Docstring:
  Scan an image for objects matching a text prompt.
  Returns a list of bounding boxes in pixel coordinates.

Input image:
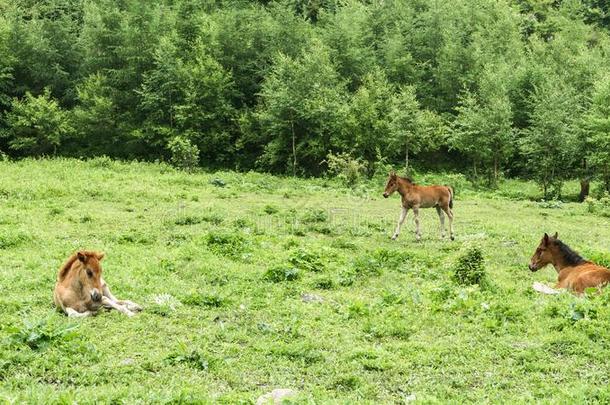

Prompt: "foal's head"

[383,171,399,198]
[74,251,105,304]
[528,233,559,271]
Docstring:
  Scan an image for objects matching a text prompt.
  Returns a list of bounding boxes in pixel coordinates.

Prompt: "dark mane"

[58,253,79,281]
[554,239,586,266]
[398,175,415,184]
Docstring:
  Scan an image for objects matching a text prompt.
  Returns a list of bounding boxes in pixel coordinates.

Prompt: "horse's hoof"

[125,301,143,312]
[450,236,455,241]
[391,235,398,240]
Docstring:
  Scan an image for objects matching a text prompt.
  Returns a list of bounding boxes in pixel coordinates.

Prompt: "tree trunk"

[405,143,409,172]
[579,178,590,202]
[291,118,297,177]
[473,161,477,178]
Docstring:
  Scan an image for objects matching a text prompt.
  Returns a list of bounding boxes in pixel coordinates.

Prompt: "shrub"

[205,231,247,257]
[167,136,199,171]
[326,152,367,186]
[209,178,226,187]
[166,344,210,371]
[264,265,300,282]
[313,276,335,290]
[585,194,610,217]
[289,248,325,272]
[7,317,79,350]
[301,208,328,223]
[3,88,74,155]
[181,293,225,308]
[453,246,486,285]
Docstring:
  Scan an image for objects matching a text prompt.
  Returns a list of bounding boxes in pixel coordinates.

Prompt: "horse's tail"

[446,186,454,209]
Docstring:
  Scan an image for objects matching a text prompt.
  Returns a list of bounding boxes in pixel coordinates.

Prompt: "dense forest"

[0,0,609,197]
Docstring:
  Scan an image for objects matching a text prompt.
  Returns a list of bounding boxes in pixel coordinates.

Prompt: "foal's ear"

[390,171,396,178]
[552,232,558,239]
[77,251,87,262]
[543,233,549,245]
[96,252,105,261]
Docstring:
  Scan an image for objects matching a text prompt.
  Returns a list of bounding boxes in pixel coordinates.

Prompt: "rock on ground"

[256,388,297,405]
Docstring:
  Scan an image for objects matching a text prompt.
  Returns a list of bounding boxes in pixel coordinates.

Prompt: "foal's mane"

[58,253,80,281]
[553,239,587,266]
[397,175,415,184]
[58,251,98,281]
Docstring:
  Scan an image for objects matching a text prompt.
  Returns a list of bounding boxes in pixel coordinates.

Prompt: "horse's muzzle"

[528,264,538,272]
[91,289,102,302]
[383,193,389,198]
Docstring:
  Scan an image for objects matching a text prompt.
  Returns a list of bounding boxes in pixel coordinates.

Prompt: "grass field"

[1,158,610,404]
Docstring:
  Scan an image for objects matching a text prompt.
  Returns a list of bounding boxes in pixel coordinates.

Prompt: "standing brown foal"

[383,172,454,241]
[529,233,610,295]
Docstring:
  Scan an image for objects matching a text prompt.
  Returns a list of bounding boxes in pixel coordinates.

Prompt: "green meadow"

[1,158,609,404]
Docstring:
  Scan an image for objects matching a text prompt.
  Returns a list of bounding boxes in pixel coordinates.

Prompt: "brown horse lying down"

[54,251,142,317]
[529,233,610,295]
[383,171,454,241]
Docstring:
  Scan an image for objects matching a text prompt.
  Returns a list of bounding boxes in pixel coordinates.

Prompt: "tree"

[451,65,514,185]
[3,88,74,155]
[344,68,394,168]
[71,73,121,156]
[519,78,581,198]
[583,74,610,194]
[256,41,349,175]
[387,85,442,172]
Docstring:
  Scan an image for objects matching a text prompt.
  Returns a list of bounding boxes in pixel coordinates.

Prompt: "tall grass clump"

[453,245,486,286]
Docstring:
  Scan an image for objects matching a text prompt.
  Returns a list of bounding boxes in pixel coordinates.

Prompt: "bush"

[264,265,300,282]
[3,89,74,156]
[167,136,199,171]
[205,231,248,257]
[289,248,325,272]
[7,317,79,350]
[326,152,367,187]
[453,245,486,285]
[585,194,610,217]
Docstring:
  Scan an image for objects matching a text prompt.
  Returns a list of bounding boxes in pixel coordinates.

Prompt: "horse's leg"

[65,307,93,318]
[102,278,142,312]
[442,205,454,241]
[391,206,408,240]
[436,206,445,238]
[102,296,135,317]
[413,207,421,241]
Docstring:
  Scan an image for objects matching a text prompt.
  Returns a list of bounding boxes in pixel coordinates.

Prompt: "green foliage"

[7,317,79,350]
[325,152,366,186]
[519,78,581,198]
[166,344,210,371]
[3,89,74,155]
[289,248,325,272]
[264,265,300,282]
[0,0,608,192]
[453,245,486,286]
[452,65,514,185]
[167,136,199,171]
[205,231,248,258]
[583,74,610,193]
[585,194,610,217]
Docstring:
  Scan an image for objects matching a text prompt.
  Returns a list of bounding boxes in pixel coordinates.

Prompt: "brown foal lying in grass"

[529,233,610,295]
[54,251,142,317]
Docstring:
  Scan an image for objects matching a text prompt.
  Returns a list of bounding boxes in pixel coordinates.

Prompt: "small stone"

[120,358,135,366]
[404,393,416,402]
[301,293,324,303]
[256,388,297,405]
